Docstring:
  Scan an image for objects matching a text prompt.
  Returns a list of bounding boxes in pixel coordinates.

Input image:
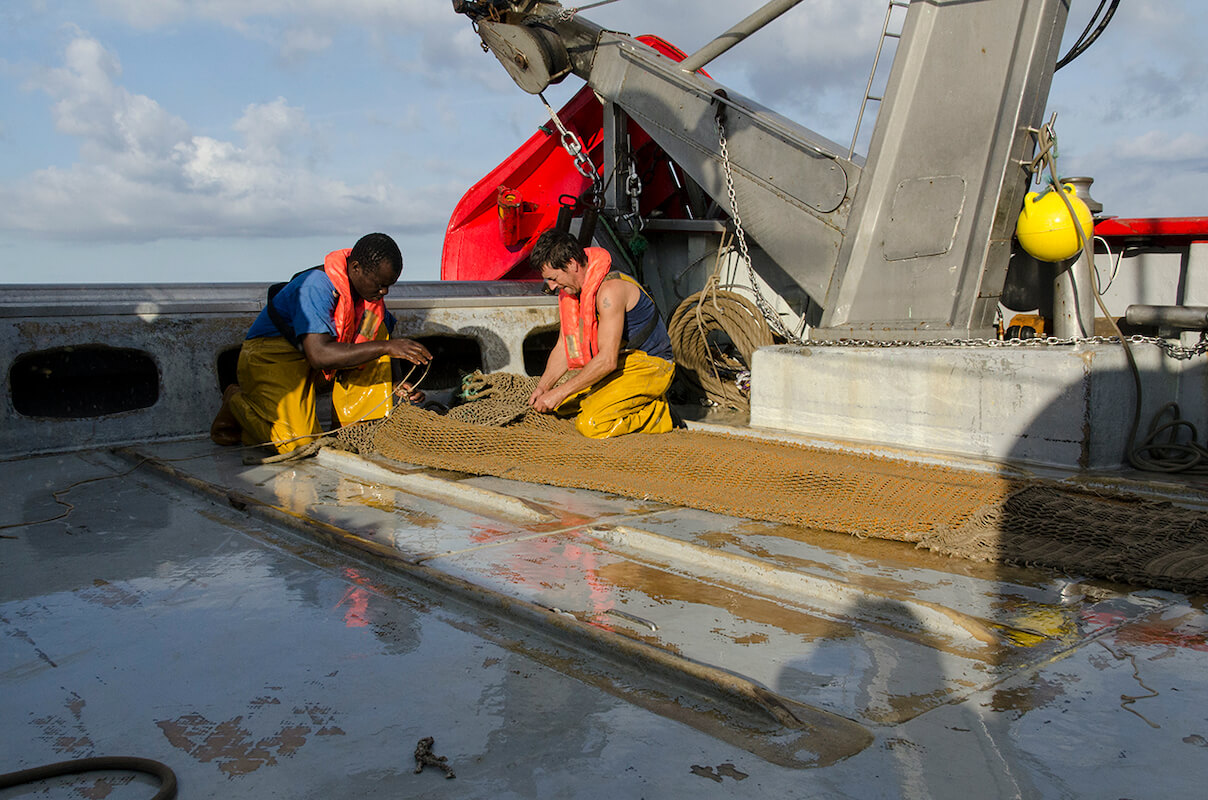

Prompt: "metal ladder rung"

[849,0,909,159]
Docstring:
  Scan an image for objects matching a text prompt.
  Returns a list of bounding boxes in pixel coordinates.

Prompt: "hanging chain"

[620,134,645,233]
[715,112,800,342]
[539,92,602,196]
[541,0,622,23]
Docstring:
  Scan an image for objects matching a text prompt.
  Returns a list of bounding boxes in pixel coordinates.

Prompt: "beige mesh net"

[336,371,1208,594]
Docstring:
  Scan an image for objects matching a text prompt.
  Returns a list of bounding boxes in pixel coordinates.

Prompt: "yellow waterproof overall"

[229,328,393,453]
[557,349,676,438]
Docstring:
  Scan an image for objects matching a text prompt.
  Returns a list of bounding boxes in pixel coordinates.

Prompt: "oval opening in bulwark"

[411,335,484,390]
[523,326,559,376]
[10,345,160,418]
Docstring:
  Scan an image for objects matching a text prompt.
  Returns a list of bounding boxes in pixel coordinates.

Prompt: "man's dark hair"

[350,232,403,274]
[529,229,585,271]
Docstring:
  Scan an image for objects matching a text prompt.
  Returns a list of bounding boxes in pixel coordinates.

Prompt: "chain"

[715,113,799,342]
[716,108,1208,364]
[539,92,602,196]
[545,0,622,22]
[621,139,644,233]
[797,333,1208,360]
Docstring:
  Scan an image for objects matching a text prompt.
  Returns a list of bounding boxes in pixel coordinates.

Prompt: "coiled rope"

[668,271,774,411]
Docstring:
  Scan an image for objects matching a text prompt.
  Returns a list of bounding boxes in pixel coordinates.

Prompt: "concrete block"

[750,342,1207,469]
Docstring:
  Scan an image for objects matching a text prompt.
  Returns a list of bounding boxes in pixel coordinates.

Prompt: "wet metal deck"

[4,441,1208,797]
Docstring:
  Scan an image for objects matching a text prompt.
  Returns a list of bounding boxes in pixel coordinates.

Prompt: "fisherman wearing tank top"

[527,229,676,438]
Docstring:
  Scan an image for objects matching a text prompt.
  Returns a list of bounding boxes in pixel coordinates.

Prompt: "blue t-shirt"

[246,268,396,342]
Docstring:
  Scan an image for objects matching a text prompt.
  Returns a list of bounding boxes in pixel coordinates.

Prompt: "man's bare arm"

[301,332,431,372]
[530,280,631,412]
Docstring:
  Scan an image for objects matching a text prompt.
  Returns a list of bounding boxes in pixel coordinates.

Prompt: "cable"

[0,459,150,535]
[1035,119,1208,473]
[1092,235,1122,295]
[0,756,176,799]
[1055,0,1120,71]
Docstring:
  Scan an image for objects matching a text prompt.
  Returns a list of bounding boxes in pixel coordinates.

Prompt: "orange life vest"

[322,248,387,380]
[559,247,612,369]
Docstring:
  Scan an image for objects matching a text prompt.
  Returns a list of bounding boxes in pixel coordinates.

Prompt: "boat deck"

[4,437,1208,797]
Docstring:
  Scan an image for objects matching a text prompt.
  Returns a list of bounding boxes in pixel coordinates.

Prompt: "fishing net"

[336,371,1208,593]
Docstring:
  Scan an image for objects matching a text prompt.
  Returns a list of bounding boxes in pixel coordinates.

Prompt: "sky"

[0,0,1204,285]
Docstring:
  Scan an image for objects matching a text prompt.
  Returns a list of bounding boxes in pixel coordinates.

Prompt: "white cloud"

[31,33,189,181]
[0,33,450,241]
[277,27,333,62]
[1114,131,1208,164]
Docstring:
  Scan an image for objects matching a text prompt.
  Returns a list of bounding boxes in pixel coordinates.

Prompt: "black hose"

[0,756,177,799]
[1055,0,1120,71]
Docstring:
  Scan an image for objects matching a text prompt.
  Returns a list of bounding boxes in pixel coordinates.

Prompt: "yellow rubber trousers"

[558,350,675,438]
[229,333,392,453]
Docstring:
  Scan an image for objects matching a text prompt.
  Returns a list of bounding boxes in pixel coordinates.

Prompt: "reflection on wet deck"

[4,442,1208,797]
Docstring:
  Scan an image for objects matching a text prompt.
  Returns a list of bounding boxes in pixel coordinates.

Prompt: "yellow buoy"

[1015,182,1094,262]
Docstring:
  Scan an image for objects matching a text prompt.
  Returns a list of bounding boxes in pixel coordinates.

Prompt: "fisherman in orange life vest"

[528,229,676,438]
[209,232,432,453]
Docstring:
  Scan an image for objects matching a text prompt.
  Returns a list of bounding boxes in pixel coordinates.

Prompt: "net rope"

[336,371,1208,594]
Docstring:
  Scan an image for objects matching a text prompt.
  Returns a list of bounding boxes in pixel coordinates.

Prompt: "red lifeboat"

[440,35,707,282]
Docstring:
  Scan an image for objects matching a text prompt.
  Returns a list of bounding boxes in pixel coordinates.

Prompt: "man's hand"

[529,385,568,414]
[385,338,432,365]
[394,382,425,404]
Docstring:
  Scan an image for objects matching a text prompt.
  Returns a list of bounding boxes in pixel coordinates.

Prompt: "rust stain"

[78,578,143,608]
[296,704,335,726]
[717,763,749,780]
[33,713,93,754]
[78,775,141,798]
[690,762,748,782]
[987,675,1067,718]
[156,701,341,777]
[54,735,94,752]
[254,724,310,759]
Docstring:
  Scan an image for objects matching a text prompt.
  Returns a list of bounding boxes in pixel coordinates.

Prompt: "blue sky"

[1,0,1204,284]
